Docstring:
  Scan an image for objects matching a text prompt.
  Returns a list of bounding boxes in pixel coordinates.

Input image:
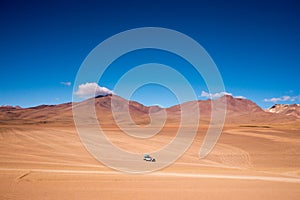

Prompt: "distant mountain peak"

[0,105,22,110]
[265,104,300,118]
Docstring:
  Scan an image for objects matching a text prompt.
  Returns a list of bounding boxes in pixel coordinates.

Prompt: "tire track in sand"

[1,168,299,183]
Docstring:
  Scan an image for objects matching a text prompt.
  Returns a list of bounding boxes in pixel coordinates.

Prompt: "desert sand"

[0,95,299,199]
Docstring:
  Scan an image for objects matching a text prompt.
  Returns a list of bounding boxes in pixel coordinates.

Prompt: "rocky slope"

[265,104,300,118]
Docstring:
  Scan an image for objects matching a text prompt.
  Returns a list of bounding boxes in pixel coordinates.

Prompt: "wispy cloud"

[263,95,300,103]
[60,81,71,86]
[234,95,246,99]
[74,82,113,99]
[201,91,232,99]
[200,91,246,99]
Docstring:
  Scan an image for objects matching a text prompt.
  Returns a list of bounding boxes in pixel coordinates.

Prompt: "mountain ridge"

[0,95,299,125]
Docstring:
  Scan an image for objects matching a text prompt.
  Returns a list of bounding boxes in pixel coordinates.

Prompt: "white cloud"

[74,82,113,99]
[263,95,300,103]
[234,95,246,99]
[200,91,232,99]
[60,81,71,86]
[200,91,246,99]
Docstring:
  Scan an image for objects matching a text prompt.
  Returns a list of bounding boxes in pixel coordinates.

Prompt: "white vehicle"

[143,154,156,162]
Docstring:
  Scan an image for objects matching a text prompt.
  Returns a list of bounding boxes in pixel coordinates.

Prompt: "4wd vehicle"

[143,154,156,162]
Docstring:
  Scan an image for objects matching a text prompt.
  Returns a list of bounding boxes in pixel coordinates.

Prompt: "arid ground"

[0,96,299,199]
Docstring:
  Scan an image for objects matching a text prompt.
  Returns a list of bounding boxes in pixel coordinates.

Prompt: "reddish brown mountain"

[0,95,298,125]
[166,95,297,124]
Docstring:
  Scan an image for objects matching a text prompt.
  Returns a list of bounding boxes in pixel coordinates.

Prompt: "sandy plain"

[0,121,299,200]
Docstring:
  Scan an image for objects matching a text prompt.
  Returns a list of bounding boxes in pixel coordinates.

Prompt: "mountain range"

[0,95,299,125]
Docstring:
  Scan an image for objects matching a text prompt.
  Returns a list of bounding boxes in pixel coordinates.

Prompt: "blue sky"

[0,0,299,108]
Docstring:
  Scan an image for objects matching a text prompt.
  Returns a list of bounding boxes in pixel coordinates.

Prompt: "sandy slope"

[0,123,299,200]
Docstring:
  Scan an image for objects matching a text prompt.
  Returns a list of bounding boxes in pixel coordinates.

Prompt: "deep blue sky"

[0,0,299,108]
